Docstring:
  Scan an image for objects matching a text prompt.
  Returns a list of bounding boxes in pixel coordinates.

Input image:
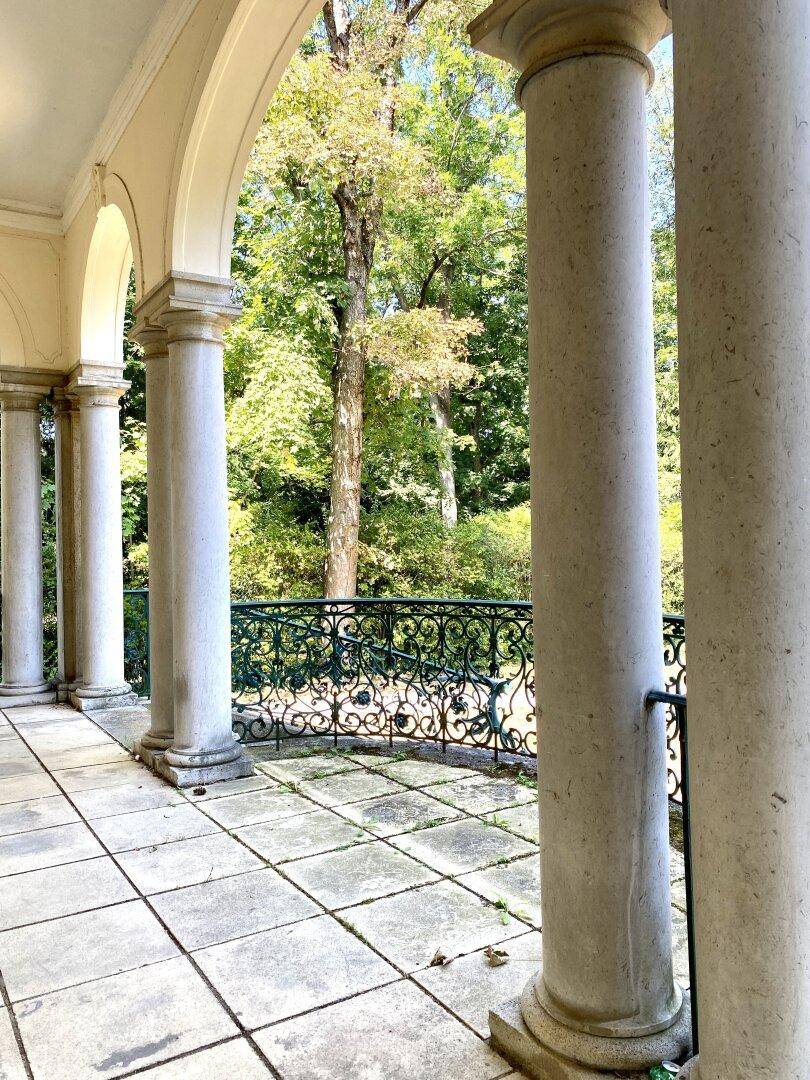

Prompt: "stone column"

[67,368,136,711]
[470,3,690,1076]
[133,328,174,760]
[53,391,82,695]
[133,273,252,787]
[673,4,810,1078]
[0,384,54,705]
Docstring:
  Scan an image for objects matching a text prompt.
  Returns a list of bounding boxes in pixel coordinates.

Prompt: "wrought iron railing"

[120,593,686,783]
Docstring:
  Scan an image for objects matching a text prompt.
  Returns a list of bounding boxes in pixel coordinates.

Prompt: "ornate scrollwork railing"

[123,589,150,698]
[662,613,686,800]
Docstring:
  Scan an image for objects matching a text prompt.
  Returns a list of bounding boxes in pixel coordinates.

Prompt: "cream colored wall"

[0,228,63,371]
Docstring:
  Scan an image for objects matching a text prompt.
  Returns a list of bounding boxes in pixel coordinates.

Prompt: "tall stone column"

[133,328,174,759]
[67,368,136,711]
[0,383,54,705]
[470,3,690,1076]
[53,391,82,695]
[673,4,810,1078]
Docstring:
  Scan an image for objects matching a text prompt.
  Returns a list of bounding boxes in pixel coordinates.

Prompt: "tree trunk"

[429,386,458,527]
[324,182,375,597]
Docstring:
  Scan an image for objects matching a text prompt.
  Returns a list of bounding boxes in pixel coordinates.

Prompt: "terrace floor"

[0,704,689,1080]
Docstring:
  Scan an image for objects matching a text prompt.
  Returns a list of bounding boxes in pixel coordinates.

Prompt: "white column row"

[132,279,252,787]
[472,0,810,1077]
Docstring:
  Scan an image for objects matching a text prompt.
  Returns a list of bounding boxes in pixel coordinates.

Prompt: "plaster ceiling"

[0,0,167,214]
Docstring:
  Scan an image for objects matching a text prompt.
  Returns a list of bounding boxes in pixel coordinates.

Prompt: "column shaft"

[54,393,81,691]
[674,3,810,1077]
[69,378,135,710]
[134,330,174,755]
[0,393,50,699]
[159,309,251,784]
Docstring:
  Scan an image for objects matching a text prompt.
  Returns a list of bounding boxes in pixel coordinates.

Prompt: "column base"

[69,684,139,712]
[152,746,254,789]
[490,979,692,1079]
[0,686,57,708]
[677,1057,699,1079]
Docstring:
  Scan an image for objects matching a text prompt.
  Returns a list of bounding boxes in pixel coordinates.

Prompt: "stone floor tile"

[3,704,75,724]
[283,840,439,909]
[0,821,104,876]
[0,771,60,806]
[254,979,508,1080]
[183,774,276,801]
[340,880,529,972]
[0,856,136,931]
[199,788,317,830]
[422,774,536,816]
[483,803,540,844]
[342,750,396,767]
[457,855,542,928]
[193,913,397,1029]
[14,956,238,1080]
[0,794,80,837]
[114,832,264,894]
[90,802,220,853]
[135,1038,273,1078]
[150,867,319,949]
[54,759,154,793]
[37,742,131,771]
[0,755,42,780]
[71,780,185,820]
[373,758,477,787]
[0,1007,27,1080]
[296,770,407,808]
[392,818,536,876]
[0,899,179,1001]
[258,752,362,783]
[21,725,118,752]
[235,808,371,864]
[334,788,464,837]
[672,909,691,988]
[413,931,543,1036]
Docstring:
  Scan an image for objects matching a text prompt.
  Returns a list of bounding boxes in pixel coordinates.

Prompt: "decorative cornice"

[0,201,64,237]
[132,270,241,339]
[0,367,64,394]
[65,363,129,406]
[469,0,668,86]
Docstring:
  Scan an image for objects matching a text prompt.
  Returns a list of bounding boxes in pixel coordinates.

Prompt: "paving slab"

[14,956,238,1080]
[54,759,154,793]
[258,752,362,782]
[37,742,132,770]
[458,855,542,927]
[0,794,80,836]
[199,788,316,830]
[392,818,536,876]
[413,932,543,1036]
[235,808,372,864]
[372,758,477,787]
[0,898,179,1001]
[114,832,264,894]
[483,802,540,843]
[333,788,463,837]
[295,770,407,807]
[254,978,508,1080]
[0,821,104,876]
[150,867,319,949]
[3,704,76,724]
[0,1006,27,1080]
[422,774,536,815]
[20,725,119,752]
[136,1038,273,1078]
[0,756,42,780]
[283,840,439,909]
[0,771,61,805]
[339,879,529,972]
[183,774,276,801]
[672,909,690,988]
[193,913,397,1030]
[90,802,220,852]
[71,779,185,820]
[0,856,137,931]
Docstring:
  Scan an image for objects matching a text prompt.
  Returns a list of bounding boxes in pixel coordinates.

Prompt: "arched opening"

[81,203,134,367]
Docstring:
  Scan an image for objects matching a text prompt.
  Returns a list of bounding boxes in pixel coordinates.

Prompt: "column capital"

[65,363,129,408]
[132,271,241,343]
[0,367,59,411]
[129,325,169,362]
[52,388,81,417]
[469,0,669,102]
